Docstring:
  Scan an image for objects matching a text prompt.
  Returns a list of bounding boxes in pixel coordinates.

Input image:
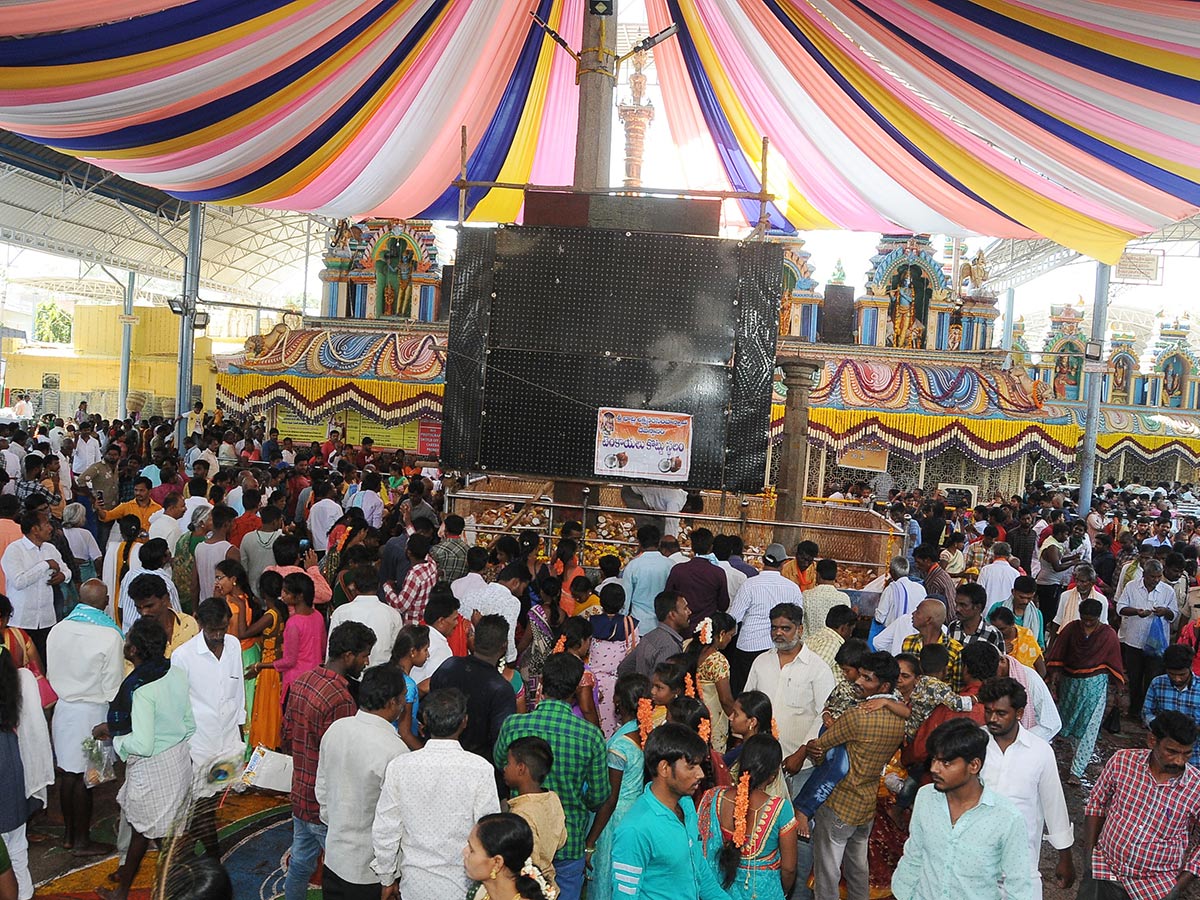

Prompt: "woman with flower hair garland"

[668,696,732,802]
[687,612,737,752]
[698,734,798,899]
[464,812,553,900]
[556,616,600,729]
[584,674,651,900]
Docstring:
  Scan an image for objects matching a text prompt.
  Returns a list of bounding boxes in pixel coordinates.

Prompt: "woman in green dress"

[584,673,650,900]
[699,734,797,900]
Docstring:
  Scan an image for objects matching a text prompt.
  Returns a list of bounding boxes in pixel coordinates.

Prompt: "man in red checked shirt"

[1082,710,1200,900]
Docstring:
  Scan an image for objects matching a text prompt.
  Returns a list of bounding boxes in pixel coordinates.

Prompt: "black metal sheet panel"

[478,350,732,487]
[439,227,495,468]
[489,226,737,364]
[727,241,782,492]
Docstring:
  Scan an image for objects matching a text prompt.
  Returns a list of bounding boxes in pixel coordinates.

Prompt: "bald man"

[46,580,124,854]
[900,598,966,691]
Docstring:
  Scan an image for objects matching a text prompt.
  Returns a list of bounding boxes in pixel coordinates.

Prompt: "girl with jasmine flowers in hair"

[465,812,555,900]
[698,734,798,900]
[687,613,737,752]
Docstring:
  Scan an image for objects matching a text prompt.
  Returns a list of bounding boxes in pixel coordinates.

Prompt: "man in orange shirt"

[96,477,161,535]
[0,495,22,593]
[781,540,820,592]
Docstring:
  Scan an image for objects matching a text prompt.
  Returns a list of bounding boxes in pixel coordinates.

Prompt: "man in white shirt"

[0,438,20,481]
[46,579,124,855]
[329,567,402,668]
[729,543,804,694]
[463,565,527,664]
[978,543,1020,610]
[1117,558,1179,719]
[307,482,344,554]
[117,544,182,632]
[71,427,102,477]
[372,688,500,900]
[873,557,926,629]
[713,534,748,600]
[744,600,832,900]
[47,419,66,454]
[1,511,69,659]
[148,493,186,553]
[873,612,918,655]
[1050,563,1105,637]
[170,597,246,858]
[451,547,488,604]
[317,665,409,898]
[980,678,1074,900]
[410,592,457,692]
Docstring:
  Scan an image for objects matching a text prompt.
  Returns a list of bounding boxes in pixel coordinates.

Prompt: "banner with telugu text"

[594,407,692,482]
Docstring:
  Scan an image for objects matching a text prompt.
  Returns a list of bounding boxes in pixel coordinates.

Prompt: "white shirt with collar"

[729,570,803,652]
[873,613,919,655]
[308,498,344,551]
[371,738,500,895]
[71,436,101,475]
[463,582,521,663]
[978,559,1020,610]
[46,616,124,704]
[450,571,486,603]
[744,643,834,759]
[118,569,182,633]
[148,509,183,551]
[717,560,748,600]
[329,594,402,668]
[982,724,1073,893]
[1116,577,1178,648]
[317,710,409,886]
[875,576,926,626]
[48,426,66,453]
[1,536,70,629]
[170,632,246,768]
[410,626,452,686]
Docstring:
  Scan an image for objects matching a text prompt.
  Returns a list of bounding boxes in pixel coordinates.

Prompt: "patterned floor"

[31,789,297,899]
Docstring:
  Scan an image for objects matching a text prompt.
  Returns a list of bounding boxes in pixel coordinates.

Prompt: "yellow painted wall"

[3,304,216,417]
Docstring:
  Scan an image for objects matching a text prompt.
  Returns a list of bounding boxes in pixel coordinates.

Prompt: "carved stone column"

[774,360,821,545]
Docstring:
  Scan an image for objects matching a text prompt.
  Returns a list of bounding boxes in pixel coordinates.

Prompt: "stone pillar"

[573,7,616,191]
[774,360,821,545]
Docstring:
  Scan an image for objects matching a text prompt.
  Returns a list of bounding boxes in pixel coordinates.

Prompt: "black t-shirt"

[429,655,517,762]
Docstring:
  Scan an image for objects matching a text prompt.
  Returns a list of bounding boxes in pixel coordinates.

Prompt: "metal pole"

[1001,288,1016,350]
[1077,262,1110,515]
[118,270,135,419]
[302,217,311,316]
[175,203,203,447]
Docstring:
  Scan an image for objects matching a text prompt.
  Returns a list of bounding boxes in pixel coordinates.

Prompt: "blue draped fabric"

[855,2,1200,208]
[167,0,450,201]
[763,0,1017,225]
[34,0,399,152]
[418,0,555,220]
[666,0,792,232]
[2,0,293,66]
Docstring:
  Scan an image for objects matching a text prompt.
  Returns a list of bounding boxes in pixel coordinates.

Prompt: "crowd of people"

[0,406,1198,900]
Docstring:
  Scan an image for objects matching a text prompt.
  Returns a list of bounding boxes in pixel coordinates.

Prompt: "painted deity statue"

[375,238,417,317]
[889,273,917,349]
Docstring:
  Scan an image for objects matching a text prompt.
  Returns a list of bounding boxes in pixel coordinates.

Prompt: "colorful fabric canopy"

[0,0,1196,260]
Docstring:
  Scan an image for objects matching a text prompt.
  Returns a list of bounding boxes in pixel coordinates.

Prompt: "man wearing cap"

[727,543,804,695]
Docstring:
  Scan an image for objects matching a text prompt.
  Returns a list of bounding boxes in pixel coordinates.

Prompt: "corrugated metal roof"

[0,130,329,303]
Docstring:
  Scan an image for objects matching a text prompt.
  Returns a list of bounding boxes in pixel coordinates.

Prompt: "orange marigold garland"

[684,673,696,698]
[637,698,655,743]
[697,617,713,645]
[698,717,711,744]
[770,718,780,741]
[552,636,566,654]
[732,772,752,849]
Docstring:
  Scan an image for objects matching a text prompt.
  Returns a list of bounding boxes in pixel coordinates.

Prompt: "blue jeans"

[786,769,815,900]
[793,745,849,820]
[555,855,586,900]
[285,817,327,900]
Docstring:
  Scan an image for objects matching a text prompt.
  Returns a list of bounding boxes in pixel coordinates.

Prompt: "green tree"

[33,302,72,343]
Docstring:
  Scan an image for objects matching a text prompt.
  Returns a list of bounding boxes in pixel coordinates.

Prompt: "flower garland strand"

[697,617,713,645]
[684,673,696,698]
[637,698,655,744]
[771,718,780,741]
[732,772,752,849]
[552,635,566,654]
[698,717,712,745]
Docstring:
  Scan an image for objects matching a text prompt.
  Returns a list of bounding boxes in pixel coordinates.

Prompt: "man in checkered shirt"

[1082,710,1200,900]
